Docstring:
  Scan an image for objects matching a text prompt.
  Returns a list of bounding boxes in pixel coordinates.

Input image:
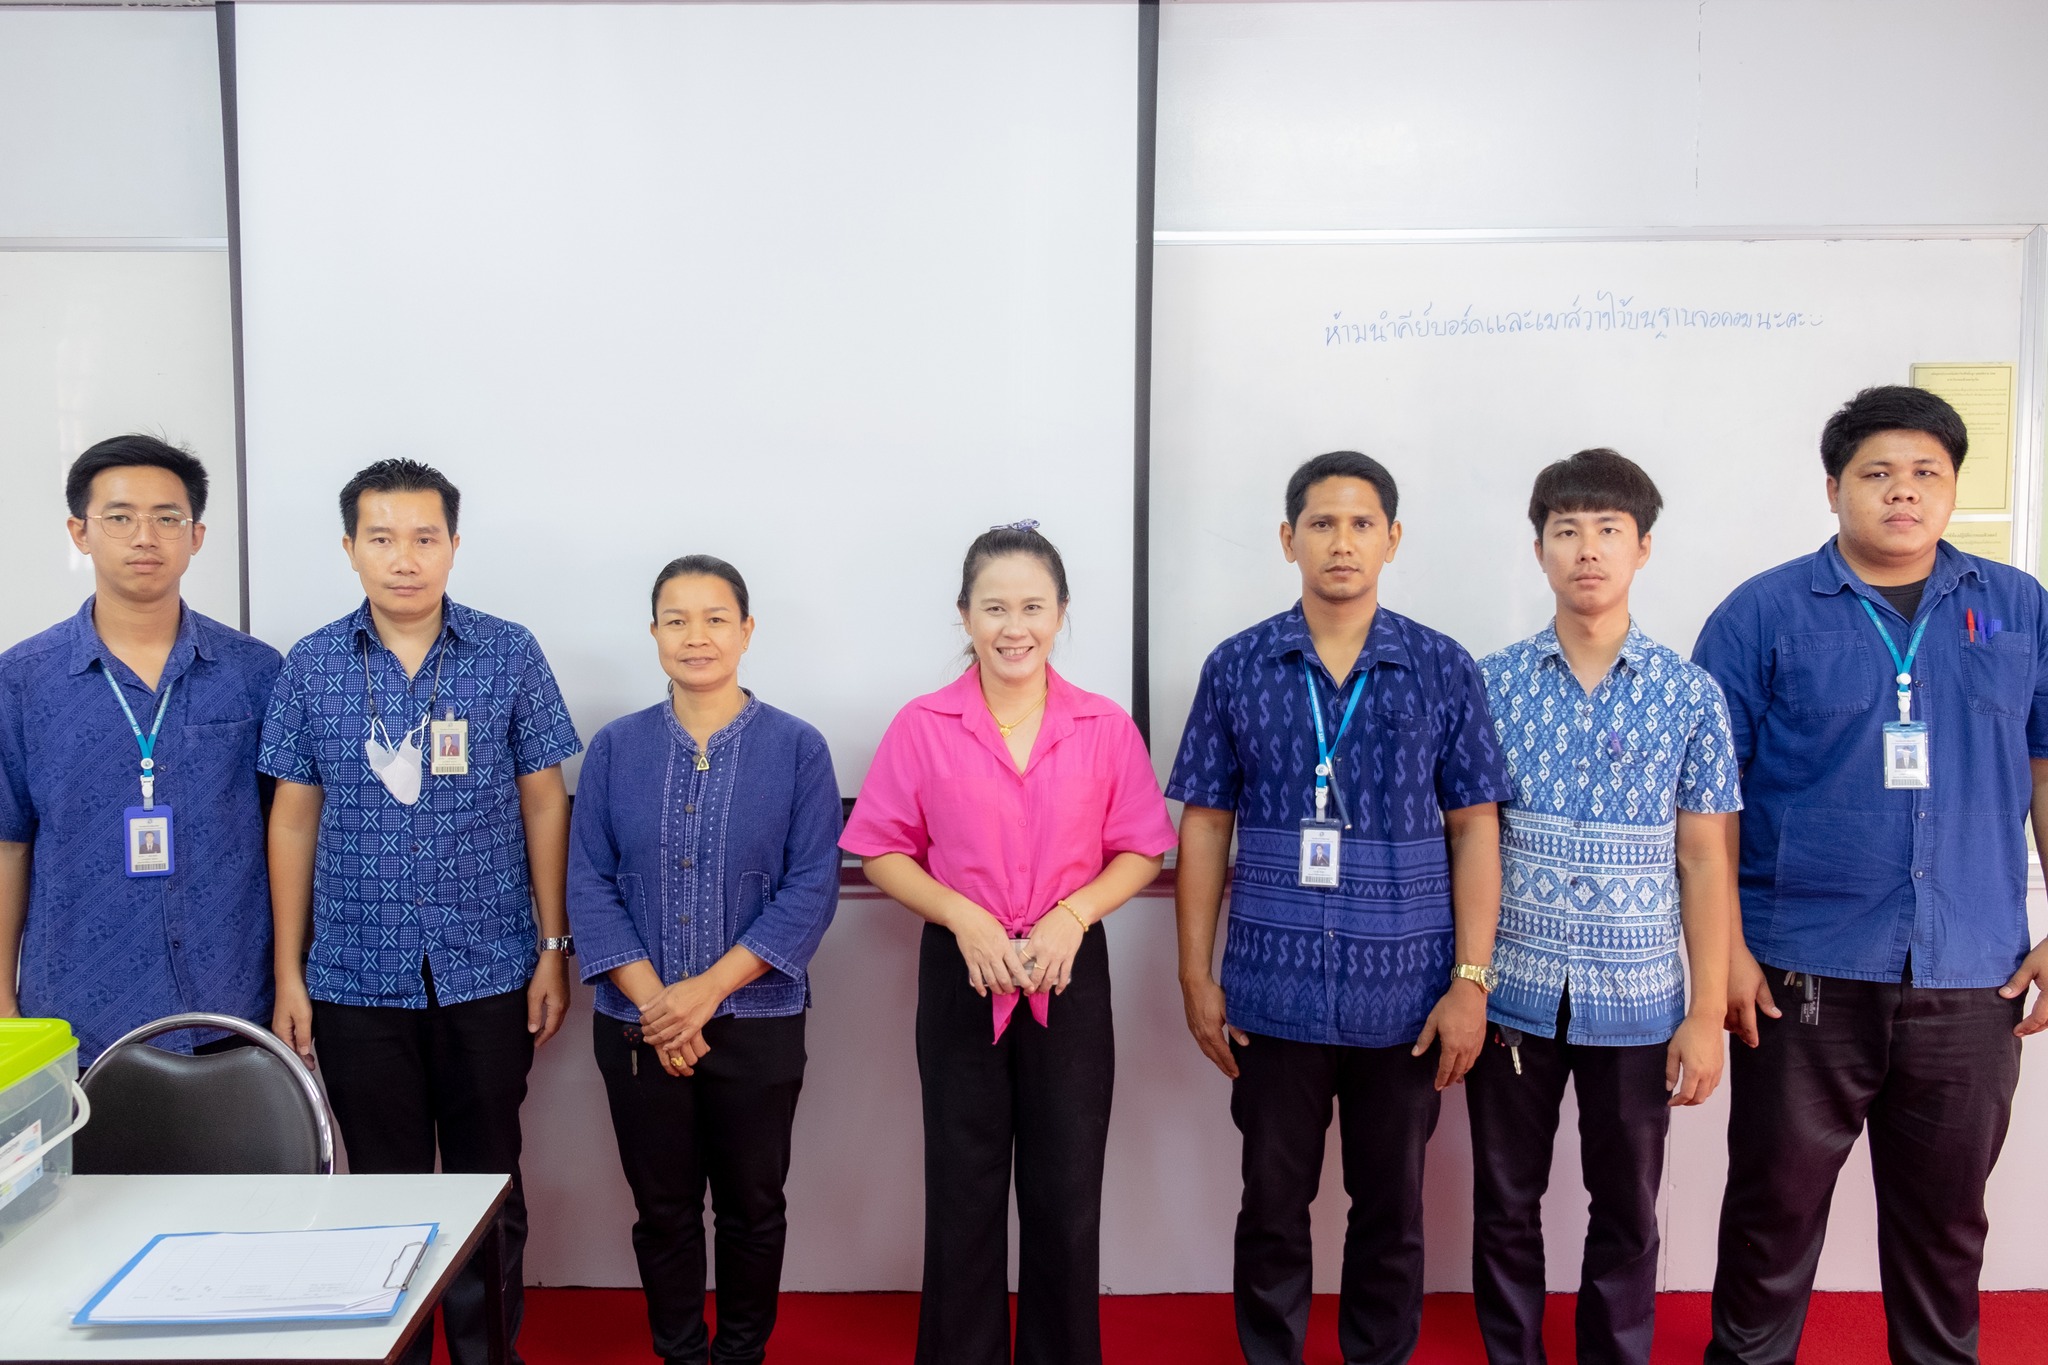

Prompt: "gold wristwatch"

[1451,962,1498,993]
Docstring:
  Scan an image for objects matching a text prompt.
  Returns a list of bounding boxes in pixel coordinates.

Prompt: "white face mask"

[366,727,424,806]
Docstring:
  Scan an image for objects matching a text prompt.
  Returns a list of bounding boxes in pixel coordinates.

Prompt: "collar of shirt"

[1259,599,1413,685]
[915,663,1121,778]
[346,595,478,653]
[64,595,213,687]
[1529,618,1654,683]
[661,689,762,758]
[1811,535,1980,619]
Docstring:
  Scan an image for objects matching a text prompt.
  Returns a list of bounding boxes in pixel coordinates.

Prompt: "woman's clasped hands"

[953,899,1087,997]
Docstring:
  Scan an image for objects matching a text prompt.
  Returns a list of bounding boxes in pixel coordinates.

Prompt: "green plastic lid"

[0,1019,77,1092]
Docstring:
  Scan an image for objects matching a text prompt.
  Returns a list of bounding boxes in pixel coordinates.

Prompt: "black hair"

[1285,450,1398,525]
[1527,447,1663,538]
[956,523,1070,611]
[65,434,209,522]
[1820,385,1967,480]
[651,555,750,621]
[339,458,461,538]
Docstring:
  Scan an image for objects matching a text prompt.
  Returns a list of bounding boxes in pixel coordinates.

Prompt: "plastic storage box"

[0,1019,90,1246]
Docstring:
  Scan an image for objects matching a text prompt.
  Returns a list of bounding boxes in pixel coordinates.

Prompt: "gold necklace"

[987,689,1047,739]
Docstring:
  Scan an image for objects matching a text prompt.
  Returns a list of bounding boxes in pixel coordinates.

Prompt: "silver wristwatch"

[539,935,575,956]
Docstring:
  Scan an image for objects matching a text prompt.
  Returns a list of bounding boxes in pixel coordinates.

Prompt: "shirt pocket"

[1962,631,2033,720]
[1777,631,1877,719]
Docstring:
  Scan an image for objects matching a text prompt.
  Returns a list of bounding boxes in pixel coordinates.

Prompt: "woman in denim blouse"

[568,555,841,1365]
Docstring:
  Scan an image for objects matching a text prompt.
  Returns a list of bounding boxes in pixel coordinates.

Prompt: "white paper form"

[73,1223,437,1326]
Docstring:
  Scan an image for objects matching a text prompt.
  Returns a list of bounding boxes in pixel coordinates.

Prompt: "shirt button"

[679,914,692,924]
[1326,930,1335,939]
[1918,811,1927,819]
[679,857,694,870]
[685,804,696,815]
[1914,869,1925,878]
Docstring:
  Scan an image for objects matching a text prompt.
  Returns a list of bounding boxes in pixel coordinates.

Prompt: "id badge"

[1883,721,1930,789]
[430,717,470,775]
[124,805,174,877]
[1298,820,1342,888]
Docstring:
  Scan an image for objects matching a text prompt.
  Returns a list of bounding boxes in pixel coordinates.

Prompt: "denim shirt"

[1693,538,2048,987]
[568,695,842,1022]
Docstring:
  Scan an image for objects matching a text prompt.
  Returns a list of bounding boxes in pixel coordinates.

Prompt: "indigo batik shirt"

[1167,603,1514,1048]
[1480,622,1741,1046]
[258,598,582,1009]
[1694,538,2048,988]
[0,598,282,1063]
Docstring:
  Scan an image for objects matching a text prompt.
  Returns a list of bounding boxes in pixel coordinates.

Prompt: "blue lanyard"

[102,665,175,808]
[1303,662,1367,824]
[1857,597,1928,724]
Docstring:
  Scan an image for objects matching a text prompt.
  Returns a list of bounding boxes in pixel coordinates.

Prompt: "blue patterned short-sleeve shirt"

[1479,622,1741,1045]
[258,598,583,1009]
[1168,603,1515,1049]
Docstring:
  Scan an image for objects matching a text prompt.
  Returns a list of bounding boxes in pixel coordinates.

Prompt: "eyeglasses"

[85,513,197,541]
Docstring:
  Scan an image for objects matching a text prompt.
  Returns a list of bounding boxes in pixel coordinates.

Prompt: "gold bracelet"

[1058,898,1090,933]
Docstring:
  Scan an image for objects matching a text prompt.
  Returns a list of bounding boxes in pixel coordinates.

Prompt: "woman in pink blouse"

[841,523,1176,1365]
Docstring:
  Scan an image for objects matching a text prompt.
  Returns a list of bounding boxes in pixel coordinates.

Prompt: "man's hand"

[1666,1013,1724,1106]
[1182,976,1248,1079]
[1999,936,2048,1038]
[273,974,316,1068]
[1725,938,1780,1048]
[527,950,570,1048]
[1414,978,1487,1090]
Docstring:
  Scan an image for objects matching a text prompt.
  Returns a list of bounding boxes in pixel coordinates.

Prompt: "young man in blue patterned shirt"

[1171,451,1515,1365]
[260,460,582,1365]
[1472,449,1740,1365]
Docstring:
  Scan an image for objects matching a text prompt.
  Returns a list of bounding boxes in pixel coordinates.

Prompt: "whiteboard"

[1149,236,2030,775]
[233,2,1139,791]
[0,249,239,652]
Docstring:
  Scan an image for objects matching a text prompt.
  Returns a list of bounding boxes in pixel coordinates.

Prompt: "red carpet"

[430,1289,2048,1363]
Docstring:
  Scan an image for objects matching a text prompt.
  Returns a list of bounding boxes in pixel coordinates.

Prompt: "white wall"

[0,7,236,653]
[1157,0,2048,232]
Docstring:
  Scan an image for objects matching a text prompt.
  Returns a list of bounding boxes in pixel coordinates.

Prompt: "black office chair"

[74,1012,335,1175]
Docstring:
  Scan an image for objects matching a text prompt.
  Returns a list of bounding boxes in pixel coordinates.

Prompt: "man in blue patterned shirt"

[1473,449,1740,1365]
[1,436,280,1063]
[260,460,582,1365]
[1170,451,1515,1365]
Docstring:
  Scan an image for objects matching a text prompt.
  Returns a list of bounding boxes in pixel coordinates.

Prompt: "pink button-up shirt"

[841,664,1177,1040]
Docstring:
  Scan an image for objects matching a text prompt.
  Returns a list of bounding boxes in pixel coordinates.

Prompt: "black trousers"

[1230,1030,1442,1365]
[314,981,534,1365]
[915,920,1114,1365]
[593,1010,807,1365]
[1466,996,1671,1365]
[1706,967,2022,1365]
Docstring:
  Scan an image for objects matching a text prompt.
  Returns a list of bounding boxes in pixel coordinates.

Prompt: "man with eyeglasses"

[0,435,282,1064]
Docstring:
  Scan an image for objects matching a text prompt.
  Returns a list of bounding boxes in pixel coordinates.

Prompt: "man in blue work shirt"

[1475,449,1741,1365]
[1694,386,2048,1365]
[260,459,581,1365]
[1170,450,1515,1365]
[0,435,280,1063]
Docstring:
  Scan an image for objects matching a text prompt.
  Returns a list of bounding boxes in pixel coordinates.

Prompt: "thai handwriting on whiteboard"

[1322,292,1825,346]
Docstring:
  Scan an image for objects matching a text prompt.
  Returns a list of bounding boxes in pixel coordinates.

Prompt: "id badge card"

[1298,819,1342,888]
[124,805,174,877]
[430,717,470,775]
[1883,721,1930,789]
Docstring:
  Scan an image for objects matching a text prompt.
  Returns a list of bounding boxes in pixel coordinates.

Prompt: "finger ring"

[669,1055,685,1067]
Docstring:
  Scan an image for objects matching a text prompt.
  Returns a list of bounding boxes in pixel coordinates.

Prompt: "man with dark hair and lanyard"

[1,435,280,1064]
[1170,450,1514,1365]
[1694,385,2048,1365]
[261,459,581,1365]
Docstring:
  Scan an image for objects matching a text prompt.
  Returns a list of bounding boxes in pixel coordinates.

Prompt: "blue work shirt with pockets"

[567,695,842,1023]
[1692,537,2048,988]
